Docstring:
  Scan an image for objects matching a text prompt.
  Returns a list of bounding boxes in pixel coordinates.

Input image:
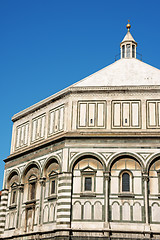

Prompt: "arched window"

[122,172,130,192]
[122,45,125,58]
[132,45,135,58]
[7,171,20,207]
[126,44,130,58]
[44,159,60,199]
[73,157,104,197]
[149,160,160,195]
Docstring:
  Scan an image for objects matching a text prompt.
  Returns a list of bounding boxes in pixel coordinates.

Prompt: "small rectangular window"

[51,180,56,194]
[122,45,125,58]
[122,173,130,192]
[132,45,135,58]
[85,177,92,191]
[126,44,130,58]
[30,182,36,200]
[157,171,160,193]
[11,190,16,204]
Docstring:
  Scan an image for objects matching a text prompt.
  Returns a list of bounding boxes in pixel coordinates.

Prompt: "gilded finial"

[126,20,131,32]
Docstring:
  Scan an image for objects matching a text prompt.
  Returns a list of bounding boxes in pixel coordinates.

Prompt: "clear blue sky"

[0,0,160,189]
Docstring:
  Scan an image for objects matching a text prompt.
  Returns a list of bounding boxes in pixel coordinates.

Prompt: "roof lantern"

[120,20,137,59]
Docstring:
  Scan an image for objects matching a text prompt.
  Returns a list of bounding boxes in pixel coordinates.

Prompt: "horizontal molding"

[57,196,71,200]
[58,186,72,192]
[58,192,71,196]
[1,195,8,198]
[1,198,8,202]
[56,218,71,222]
[57,204,71,208]
[57,202,71,206]
[7,129,160,162]
[0,210,6,213]
[58,176,72,181]
[57,208,71,212]
[0,220,5,223]
[56,221,70,225]
[58,188,71,192]
[57,213,71,217]
[58,183,72,187]
[0,203,8,207]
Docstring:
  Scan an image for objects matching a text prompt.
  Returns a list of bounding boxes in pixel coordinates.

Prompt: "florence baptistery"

[1,22,160,240]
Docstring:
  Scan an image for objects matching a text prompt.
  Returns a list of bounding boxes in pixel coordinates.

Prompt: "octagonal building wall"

[10,87,160,155]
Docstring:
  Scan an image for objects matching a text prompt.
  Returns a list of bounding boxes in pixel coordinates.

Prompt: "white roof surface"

[12,58,160,121]
[73,58,160,87]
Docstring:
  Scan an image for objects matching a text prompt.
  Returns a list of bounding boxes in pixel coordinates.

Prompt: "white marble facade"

[1,23,160,239]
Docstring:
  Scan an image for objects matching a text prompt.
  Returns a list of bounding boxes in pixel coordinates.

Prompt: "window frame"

[147,100,160,128]
[77,101,106,129]
[157,170,160,194]
[119,170,133,195]
[81,167,97,196]
[10,183,18,208]
[122,45,125,58]
[132,45,135,58]
[112,100,141,129]
[126,44,131,58]
[122,172,130,192]
[48,171,58,200]
[28,175,37,201]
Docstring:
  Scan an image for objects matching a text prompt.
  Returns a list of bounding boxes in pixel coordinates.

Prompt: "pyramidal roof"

[121,31,136,43]
[72,21,159,87]
[120,20,137,45]
[12,22,160,121]
[73,58,160,87]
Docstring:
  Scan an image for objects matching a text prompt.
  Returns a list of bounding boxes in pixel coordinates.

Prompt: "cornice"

[4,131,160,163]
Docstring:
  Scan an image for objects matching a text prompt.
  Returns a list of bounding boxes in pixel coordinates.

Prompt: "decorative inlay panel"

[15,121,29,149]
[147,100,160,128]
[48,105,64,136]
[31,114,46,142]
[77,101,106,129]
[112,100,141,128]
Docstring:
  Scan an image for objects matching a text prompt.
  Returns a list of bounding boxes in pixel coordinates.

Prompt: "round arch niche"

[70,153,106,172]
[108,153,144,172]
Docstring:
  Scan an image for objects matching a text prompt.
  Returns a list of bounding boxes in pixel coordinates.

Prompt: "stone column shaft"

[0,189,9,233]
[39,177,46,225]
[143,173,149,224]
[104,171,110,229]
[56,172,72,228]
[16,184,24,229]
